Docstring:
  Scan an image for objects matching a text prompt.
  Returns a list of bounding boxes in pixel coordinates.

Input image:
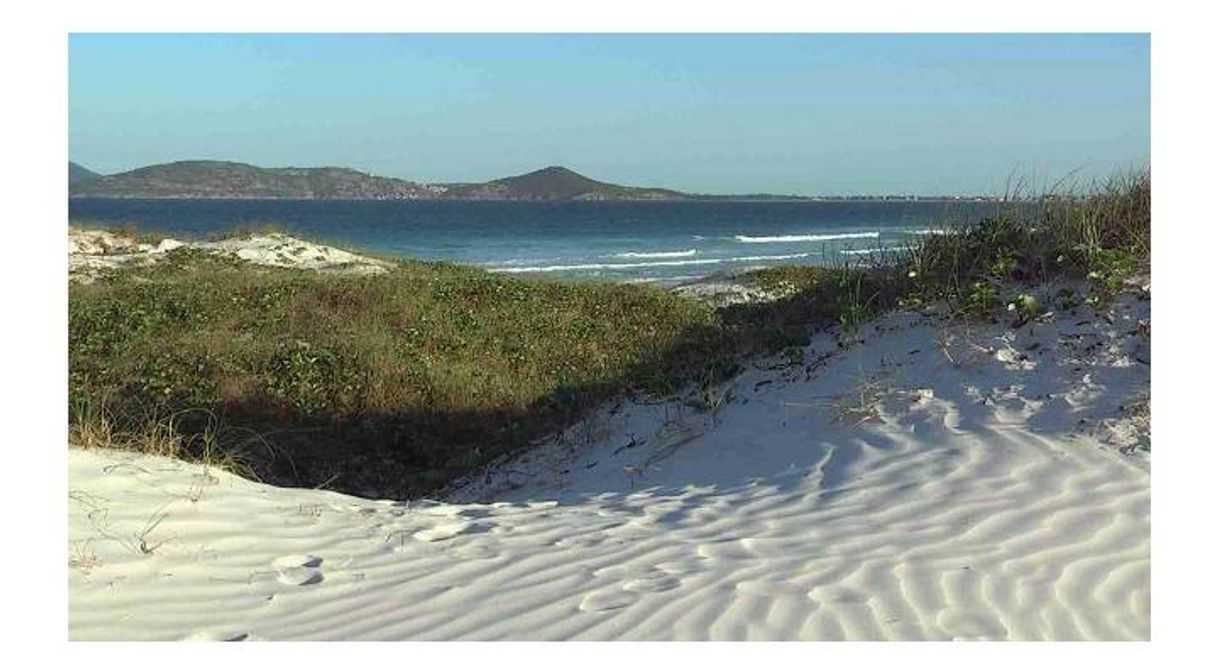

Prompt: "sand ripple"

[69,287,1149,640]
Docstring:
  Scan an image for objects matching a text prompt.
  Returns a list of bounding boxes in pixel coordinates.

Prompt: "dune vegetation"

[69,170,1149,499]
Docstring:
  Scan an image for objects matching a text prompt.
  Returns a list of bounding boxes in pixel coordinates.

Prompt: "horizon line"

[69,157,1145,199]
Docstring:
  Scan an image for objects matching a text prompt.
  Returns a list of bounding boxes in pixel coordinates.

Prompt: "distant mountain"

[69,160,830,201]
[68,161,442,199]
[69,162,101,184]
[439,166,689,201]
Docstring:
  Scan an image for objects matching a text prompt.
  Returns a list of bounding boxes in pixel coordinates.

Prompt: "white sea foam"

[613,249,697,259]
[839,246,905,255]
[489,252,816,273]
[730,252,817,263]
[733,232,880,243]
[908,228,951,235]
[474,258,547,267]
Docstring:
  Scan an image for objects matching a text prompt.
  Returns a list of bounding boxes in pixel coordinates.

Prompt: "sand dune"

[68,283,1149,640]
[68,228,392,282]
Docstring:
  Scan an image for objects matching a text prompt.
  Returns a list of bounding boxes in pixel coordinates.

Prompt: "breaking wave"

[613,249,697,259]
[733,232,880,243]
[488,251,817,273]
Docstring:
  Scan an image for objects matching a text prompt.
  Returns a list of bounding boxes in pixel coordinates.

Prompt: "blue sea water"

[68,199,1003,284]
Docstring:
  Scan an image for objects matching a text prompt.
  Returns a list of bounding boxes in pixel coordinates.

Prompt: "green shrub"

[70,262,726,497]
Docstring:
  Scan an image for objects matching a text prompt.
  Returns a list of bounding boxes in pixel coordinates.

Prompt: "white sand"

[68,228,392,282]
[68,284,1149,640]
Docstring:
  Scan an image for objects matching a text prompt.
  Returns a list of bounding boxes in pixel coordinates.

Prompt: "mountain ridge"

[69,162,101,184]
[440,165,688,201]
[68,160,443,200]
[67,161,999,201]
[68,161,710,201]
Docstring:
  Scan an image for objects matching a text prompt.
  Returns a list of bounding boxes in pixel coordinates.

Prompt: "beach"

[67,229,1150,640]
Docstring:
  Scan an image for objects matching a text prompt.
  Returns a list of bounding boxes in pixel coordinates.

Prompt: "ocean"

[68,199,1003,284]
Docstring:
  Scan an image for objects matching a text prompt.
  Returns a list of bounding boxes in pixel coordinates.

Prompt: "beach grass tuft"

[741,168,1150,325]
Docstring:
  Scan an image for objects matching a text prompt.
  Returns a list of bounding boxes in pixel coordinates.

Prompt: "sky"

[68,34,1149,196]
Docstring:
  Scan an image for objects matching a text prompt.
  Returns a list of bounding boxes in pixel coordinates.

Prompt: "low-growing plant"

[1081,246,1139,308]
[70,261,731,497]
[905,169,1148,318]
[1007,292,1044,327]
[959,280,1002,318]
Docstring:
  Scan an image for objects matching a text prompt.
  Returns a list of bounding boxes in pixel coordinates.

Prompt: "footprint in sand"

[272,554,324,586]
[578,589,639,612]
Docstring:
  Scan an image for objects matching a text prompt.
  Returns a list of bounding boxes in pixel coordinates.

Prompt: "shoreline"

[66,206,980,287]
[68,227,785,303]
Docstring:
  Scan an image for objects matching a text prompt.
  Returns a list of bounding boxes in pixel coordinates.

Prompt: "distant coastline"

[68,160,999,202]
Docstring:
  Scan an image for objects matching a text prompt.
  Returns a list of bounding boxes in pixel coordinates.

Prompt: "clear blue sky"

[69,34,1149,195]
